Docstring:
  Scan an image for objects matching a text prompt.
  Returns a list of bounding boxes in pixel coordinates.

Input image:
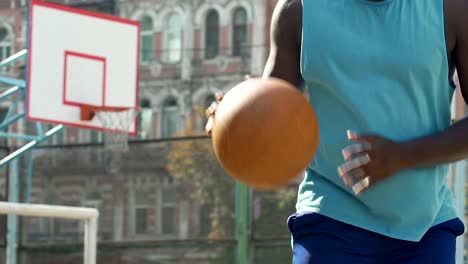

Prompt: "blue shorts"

[287,213,465,264]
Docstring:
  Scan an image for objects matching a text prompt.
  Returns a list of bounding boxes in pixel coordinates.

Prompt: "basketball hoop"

[80,105,139,152]
[80,105,139,174]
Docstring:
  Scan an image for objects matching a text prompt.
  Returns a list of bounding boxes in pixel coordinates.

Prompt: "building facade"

[0,0,276,263]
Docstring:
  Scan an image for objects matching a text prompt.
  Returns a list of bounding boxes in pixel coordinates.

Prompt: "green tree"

[167,113,299,263]
[253,186,297,237]
[167,129,236,239]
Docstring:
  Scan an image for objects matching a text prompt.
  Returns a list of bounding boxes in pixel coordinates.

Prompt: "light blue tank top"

[298,0,458,241]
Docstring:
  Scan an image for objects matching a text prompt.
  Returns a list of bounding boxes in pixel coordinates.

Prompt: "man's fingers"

[244,74,260,80]
[347,130,379,143]
[215,92,224,102]
[205,116,214,135]
[352,177,370,195]
[205,101,218,119]
[342,143,372,160]
[342,166,367,186]
[204,91,225,135]
[338,155,372,194]
[337,155,370,177]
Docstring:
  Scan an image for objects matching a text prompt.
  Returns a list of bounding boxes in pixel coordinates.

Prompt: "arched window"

[232,8,247,57]
[138,98,153,139]
[0,26,12,71]
[165,13,182,63]
[161,97,179,138]
[205,10,219,59]
[140,16,154,63]
[204,94,216,109]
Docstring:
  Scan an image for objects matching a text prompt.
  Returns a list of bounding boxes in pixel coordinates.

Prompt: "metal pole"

[5,2,32,263]
[0,125,63,169]
[0,202,98,264]
[6,159,19,264]
[84,218,97,264]
[455,160,466,264]
[0,202,98,220]
[25,151,33,203]
[235,182,250,264]
[0,115,26,131]
[0,50,27,69]
[0,77,25,88]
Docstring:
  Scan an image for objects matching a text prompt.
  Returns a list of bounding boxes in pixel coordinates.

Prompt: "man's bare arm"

[453,0,468,102]
[262,0,303,88]
[400,0,468,168]
[205,0,303,134]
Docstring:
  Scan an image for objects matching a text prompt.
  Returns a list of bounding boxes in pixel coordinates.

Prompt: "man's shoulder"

[274,0,302,20]
[274,0,302,44]
[281,0,302,19]
[445,0,468,29]
[286,0,302,12]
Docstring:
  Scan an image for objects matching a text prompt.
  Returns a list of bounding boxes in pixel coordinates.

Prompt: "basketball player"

[206,0,468,263]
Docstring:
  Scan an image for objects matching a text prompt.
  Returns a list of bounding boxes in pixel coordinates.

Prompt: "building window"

[41,192,61,237]
[232,7,247,57]
[161,97,178,138]
[138,98,153,139]
[134,191,149,235]
[161,187,177,235]
[205,10,219,59]
[140,16,154,63]
[204,94,215,108]
[0,26,12,71]
[82,191,103,233]
[164,13,182,63]
[199,204,212,236]
[89,130,102,143]
[69,1,116,14]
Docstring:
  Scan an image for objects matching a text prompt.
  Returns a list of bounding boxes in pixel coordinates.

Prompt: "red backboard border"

[26,0,140,135]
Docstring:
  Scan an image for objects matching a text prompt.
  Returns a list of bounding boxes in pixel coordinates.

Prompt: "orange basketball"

[211,77,319,189]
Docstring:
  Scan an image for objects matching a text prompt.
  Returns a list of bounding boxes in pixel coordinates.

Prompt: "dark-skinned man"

[207,0,468,263]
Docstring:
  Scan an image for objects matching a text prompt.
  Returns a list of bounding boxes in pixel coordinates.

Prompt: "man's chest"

[300,1,450,84]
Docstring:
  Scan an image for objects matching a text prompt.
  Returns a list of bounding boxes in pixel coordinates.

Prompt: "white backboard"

[27,0,140,134]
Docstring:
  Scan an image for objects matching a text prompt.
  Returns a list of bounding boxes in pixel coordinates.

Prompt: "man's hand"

[204,75,255,135]
[204,92,223,135]
[338,131,409,195]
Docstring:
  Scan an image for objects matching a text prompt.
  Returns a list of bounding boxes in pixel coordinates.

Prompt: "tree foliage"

[167,113,299,246]
[167,127,236,238]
